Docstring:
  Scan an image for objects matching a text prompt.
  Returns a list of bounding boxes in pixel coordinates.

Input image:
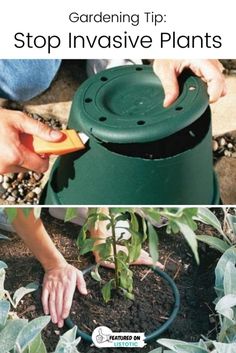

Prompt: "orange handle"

[20,130,86,156]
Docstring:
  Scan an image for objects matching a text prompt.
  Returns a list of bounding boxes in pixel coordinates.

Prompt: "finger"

[1,165,29,174]
[153,61,180,107]
[55,284,64,328]
[49,290,58,324]
[62,283,75,319]
[41,288,50,315]
[19,144,49,173]
[99,261,115,269]
[190,60,226,103]
[16,114,63,142]
[76,270,88,295]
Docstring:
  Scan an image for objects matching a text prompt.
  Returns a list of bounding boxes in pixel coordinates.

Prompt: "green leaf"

[94,242,112,261]
[196,208,224,235]
[0,261,8,270]
[91,266,101,282]
[13,282,39,308]
[148,222,159,264]
[216,294,236,314]
[78,238,95,255]
[120,269,133,292]
[196,235,230,253]
[213,341,236,353]
[127,230,142,263]
[158,339,209,353]
[16,316,50,351]
[33,208,41,220]
[227,214,236,236]
[5,208,18,223]
[102,279,114,303]
[64,208,78,222]
[0,300,10,326]
[130,212,139,233]
[54,326,81,353]
[142,208,161,223]
[22,208,33,218]
[28,334,47,353]
[176,221,199,264]
[224,261,236,295]
[215,248,236,298]
[0,319,27,352]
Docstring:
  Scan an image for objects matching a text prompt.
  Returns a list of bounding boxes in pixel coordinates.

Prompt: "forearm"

[12,209,67,271]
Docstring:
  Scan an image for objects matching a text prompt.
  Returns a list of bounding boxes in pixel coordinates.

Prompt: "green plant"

[150,246,236,353]
[73,207,203,302]
[0,260,83,353]
[194,208,236,253]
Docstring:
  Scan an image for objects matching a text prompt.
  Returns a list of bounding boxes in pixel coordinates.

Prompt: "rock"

[220,137,226,146]
[224,150,232,157]
[227,143,234,149]
[3,176,10,183]
[6,196,16,202]
[0,175,3,183]
[17,173,25,181]
[33,172,43,181]
[2,182,10,190]
[212,140,218,151]
[33,187,42,195]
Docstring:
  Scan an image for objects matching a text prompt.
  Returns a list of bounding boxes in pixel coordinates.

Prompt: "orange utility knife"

[20,130,89,156]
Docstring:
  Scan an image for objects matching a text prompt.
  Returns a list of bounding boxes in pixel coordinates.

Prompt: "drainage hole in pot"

[100,76,108,81]
[136,67,143,71]
[99,117,107,122]
[137,120,146,125]
[85,98,93,103]
[189,86,196,91]
[175,106,183,111]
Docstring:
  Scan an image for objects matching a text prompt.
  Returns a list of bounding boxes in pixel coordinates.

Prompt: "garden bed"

[0,209,222,352]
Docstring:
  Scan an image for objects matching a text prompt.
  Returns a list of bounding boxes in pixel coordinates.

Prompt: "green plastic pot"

[64,265,180,343]
[41,65,220,205]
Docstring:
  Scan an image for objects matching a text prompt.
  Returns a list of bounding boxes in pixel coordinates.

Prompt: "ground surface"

[0,208,222,352]
[0,60,235,205]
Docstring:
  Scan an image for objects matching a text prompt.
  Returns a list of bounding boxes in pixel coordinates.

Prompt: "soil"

[0,208,224,353]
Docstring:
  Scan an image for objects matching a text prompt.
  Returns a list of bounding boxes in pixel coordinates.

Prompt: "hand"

[94,246,164,270]
[42,263,87,328]
[153,59,227,107]
[0,108,63,174]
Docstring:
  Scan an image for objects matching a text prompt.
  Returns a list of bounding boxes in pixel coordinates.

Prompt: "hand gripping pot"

[41,65,220,205]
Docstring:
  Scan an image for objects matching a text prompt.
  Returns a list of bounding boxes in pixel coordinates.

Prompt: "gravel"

[0,112,62,205]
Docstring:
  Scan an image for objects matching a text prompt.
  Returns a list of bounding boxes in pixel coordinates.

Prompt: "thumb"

[18,114,63,142]
[76,270,88,295]
[153,60,180,108]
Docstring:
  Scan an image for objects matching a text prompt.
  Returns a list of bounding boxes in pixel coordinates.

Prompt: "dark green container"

[42,65,219,205]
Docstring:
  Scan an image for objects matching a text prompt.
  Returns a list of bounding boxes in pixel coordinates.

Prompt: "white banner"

[0,0,235,58]
[92,326,146,348]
